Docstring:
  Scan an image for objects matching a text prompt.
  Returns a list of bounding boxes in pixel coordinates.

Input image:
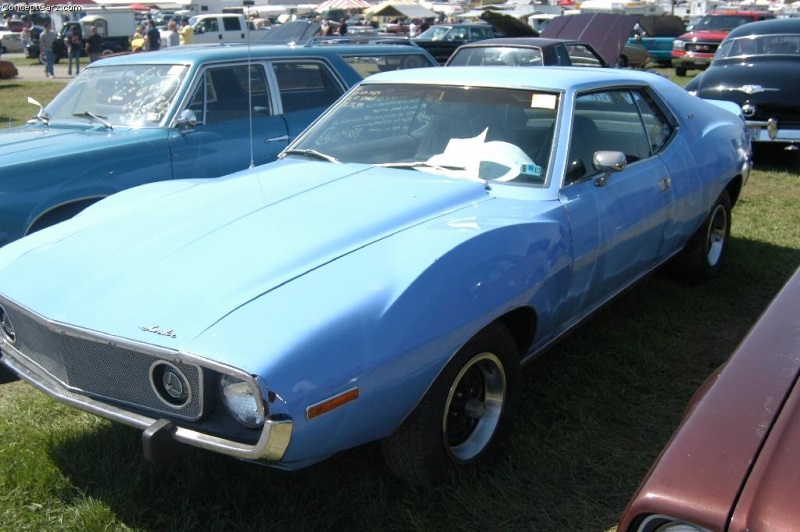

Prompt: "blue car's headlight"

[220,374,266,428]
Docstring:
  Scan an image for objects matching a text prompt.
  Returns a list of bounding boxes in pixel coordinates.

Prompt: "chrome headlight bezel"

[673,40,686,51]
[219,374,267,428]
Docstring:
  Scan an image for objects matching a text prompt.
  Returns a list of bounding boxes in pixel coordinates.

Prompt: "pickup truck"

[0,37,437,248]
[189,13,264,43]
[671,10,774,76]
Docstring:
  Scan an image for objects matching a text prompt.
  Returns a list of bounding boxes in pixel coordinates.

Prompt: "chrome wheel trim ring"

[706,203,728,267]
[442,352,506,463]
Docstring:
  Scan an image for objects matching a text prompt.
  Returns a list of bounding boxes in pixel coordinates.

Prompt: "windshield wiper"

[375,161,466,171]
[73,112,113,130]
[282,149,339,163]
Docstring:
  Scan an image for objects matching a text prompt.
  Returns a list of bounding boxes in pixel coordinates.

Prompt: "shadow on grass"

[44,238,800,531]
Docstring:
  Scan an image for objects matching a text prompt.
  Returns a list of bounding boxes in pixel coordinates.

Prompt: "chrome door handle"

[657,176,672,192]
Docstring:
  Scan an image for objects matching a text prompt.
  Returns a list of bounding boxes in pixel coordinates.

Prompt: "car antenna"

[244,0,255,168]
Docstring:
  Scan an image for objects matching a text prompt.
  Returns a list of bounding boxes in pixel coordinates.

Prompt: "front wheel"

[381,322,520,485]
[675,66,687,77]
[671,189,731,283]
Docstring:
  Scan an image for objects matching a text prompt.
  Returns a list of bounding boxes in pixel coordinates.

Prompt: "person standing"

[65,26,82,75]
[164,20,179,47]
[39,22,56,79]
[85,25,103,62]
[145,20,160,51]
[179,18,193,45]
[20,23,32,54]
[337,17,347,36]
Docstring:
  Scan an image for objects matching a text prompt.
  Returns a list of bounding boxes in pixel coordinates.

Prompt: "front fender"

[187,200,572,466]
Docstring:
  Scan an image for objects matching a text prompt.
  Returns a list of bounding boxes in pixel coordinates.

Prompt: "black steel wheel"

[381,322,520,485]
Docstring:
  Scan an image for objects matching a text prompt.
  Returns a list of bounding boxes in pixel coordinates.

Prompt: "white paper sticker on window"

[531,94,557,109]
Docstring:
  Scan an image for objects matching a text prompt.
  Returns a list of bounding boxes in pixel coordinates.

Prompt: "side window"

[564,44,603,66]
[203,19,218,32]
[450,28,467,40]
[188,64,270,125]
[272,61,343,113]
[472,27,491,39]
[95,21,108,38]
[565,90,651,183]
[222,17,241,31]
[633,90,674,154]
[342,54,431,77]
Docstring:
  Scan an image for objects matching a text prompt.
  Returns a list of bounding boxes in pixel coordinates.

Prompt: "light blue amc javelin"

[0,66,750,485]
[0,41,436,248]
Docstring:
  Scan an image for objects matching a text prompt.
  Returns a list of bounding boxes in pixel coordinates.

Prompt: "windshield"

[449,46,544,66]
[716,33,800,58]
[693,15,756,32]
[289,83,559,185]
[416,26,453,41]
[43,64,190,127]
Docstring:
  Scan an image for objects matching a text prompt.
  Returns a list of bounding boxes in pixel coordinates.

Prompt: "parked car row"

[1,49,752,491]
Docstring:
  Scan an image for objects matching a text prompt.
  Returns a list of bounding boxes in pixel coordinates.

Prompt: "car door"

[169,63,290,179]
[559,88,677,314]
[270,60,347,140]
[221,16,246,42]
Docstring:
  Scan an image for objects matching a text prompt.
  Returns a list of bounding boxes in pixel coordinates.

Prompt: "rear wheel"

[671,190,731,283]
[381,323,520,485]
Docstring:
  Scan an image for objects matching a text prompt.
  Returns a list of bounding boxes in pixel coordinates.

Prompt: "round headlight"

[220,374,266,428]
[673,40,686,51]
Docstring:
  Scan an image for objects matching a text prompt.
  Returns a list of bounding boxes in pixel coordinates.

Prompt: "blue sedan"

[0,42,436,248]
[0,66,750,485]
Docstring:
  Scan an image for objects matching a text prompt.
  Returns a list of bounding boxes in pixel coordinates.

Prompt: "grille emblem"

[150,361,191,408]
[729,85,778,95]
[163,371,184,399]
[0,306,15,344]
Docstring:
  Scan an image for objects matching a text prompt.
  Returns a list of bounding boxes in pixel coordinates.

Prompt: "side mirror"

[593,151,627,187]
[175,109,197,132]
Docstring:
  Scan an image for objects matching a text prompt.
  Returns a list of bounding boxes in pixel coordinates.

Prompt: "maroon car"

[618,266,800,531]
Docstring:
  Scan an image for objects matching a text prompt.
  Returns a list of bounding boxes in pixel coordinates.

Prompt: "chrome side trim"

[1,349,293,462]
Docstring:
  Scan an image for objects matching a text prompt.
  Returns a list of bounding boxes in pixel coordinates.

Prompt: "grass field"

[0,68,798,532]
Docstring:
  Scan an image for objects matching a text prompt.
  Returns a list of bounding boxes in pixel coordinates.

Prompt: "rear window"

[342,53,433,77]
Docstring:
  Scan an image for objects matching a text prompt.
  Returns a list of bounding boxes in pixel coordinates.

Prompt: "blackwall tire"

[381,322,520,485]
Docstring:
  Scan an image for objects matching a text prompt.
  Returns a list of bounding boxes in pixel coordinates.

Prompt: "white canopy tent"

[365,0,439,19]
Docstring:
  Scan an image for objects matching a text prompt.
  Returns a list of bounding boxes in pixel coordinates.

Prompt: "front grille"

[686,42,718,54]
[751,102,800,127]
[2,300,204,420]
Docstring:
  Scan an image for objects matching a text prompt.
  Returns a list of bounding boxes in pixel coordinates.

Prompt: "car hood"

[638,15,685,37]
[541,13,637,65]
[0,159,491,346]
[688,59,795,106]
[0,124,158,160]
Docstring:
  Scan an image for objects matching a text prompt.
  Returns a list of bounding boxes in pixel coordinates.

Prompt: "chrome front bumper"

[747,118,800,144]
[1,343,293,462]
